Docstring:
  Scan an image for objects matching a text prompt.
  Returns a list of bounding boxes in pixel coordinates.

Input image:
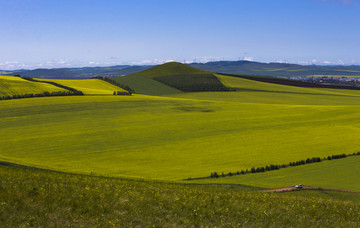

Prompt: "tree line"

[91,76,134,95]
[0,91,82,101]
[210,152,360,179]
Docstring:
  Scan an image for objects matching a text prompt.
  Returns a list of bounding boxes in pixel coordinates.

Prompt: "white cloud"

[297,61,310,65]
[338,59,345,65]
[57,59,69,64]
[312,59,318,64]
[243,56,254,61]
[322,61,331,64]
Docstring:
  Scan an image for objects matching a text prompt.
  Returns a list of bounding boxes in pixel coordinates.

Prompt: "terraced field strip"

[37,78,127,95]
[0,75,68,97]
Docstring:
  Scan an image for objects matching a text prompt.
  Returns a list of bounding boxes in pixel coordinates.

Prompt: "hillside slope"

[112,75,182,96]
[0,75,68,97]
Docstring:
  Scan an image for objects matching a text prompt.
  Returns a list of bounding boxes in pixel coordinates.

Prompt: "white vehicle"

[295,184,303,188]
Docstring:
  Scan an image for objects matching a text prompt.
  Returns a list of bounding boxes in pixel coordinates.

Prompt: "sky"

[0,0,360,70]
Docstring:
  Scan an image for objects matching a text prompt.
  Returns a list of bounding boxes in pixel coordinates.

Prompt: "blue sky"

[1,0,359,69]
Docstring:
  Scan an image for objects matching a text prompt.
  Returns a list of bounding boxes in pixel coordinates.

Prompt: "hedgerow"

[209,152,360,179]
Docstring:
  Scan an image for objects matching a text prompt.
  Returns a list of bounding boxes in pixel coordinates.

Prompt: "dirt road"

[262,186,360,194]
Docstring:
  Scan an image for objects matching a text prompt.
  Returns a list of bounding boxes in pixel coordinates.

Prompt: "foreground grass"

[0,165,359,227]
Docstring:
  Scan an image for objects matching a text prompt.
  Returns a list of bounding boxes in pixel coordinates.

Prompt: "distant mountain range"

[1,61,360,79]
[1,65,152,79]
[189,61,360,77]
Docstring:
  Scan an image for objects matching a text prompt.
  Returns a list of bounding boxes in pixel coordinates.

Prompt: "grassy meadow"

[1,74,360,188]
[1,65,360,226]
[1,165,359,227]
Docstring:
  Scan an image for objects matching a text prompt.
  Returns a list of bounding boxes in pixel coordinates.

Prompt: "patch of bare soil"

[262,186,360,194]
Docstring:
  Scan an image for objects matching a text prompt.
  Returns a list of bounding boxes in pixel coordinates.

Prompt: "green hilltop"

[127,61,211,78]
[112,62,231,95]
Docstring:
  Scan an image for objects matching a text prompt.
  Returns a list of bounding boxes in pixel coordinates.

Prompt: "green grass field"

[1,74,360,190]
[0,75,67,97]
[2,65,360,226]
[1,165,359,227]
[37,78,127,95]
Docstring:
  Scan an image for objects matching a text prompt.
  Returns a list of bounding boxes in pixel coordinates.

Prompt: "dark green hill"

[113,62,231,94]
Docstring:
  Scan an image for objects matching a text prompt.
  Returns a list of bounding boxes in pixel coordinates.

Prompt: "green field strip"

[193,156,360,191]
[215,74,360,97]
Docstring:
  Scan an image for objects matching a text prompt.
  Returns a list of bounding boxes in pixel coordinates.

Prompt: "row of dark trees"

[113,91,130,95]
[0,91,82,101]
[210,152,360,178]
[91,76,134,95]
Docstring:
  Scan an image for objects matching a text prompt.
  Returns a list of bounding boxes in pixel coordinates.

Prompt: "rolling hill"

[112,62,231,94]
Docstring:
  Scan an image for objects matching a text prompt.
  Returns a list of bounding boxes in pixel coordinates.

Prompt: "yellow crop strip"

[0,75,67,96]
[37,78,127,95]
